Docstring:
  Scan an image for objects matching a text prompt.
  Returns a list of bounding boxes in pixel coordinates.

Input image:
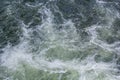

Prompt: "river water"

[0,0,120,80]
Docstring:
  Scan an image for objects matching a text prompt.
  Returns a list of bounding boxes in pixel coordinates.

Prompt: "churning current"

[0,0,120,80]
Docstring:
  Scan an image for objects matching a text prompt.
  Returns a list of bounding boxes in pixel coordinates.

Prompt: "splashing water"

[0,0,120,80]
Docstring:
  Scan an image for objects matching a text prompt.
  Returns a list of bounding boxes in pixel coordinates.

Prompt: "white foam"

[1,1,120,80]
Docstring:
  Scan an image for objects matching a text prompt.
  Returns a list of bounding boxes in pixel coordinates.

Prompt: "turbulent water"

[0,0,120,80]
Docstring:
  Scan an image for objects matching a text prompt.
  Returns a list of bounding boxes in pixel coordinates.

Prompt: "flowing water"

[0,0,120,80]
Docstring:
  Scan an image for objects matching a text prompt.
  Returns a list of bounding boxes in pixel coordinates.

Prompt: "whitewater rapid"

[0,0,120,80]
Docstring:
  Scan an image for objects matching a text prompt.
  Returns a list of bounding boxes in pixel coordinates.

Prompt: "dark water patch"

[116,56,120,70]
[112,18,120,31]
[21,0,49,5]
[12,3,39,24]
[45,1,65,24]
[97,26,120,44]
[29,13,42,28]
[53,12,64,24]
[0,6,22,48]
[76,29,90,42]
[22,0,36,3]
[56,0,109,30]
[0,50,3,54]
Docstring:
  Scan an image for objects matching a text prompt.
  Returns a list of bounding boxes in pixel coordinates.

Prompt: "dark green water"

[0,0,120,80]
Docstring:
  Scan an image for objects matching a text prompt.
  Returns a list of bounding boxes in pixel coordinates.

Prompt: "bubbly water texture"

[0,0,120,80]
